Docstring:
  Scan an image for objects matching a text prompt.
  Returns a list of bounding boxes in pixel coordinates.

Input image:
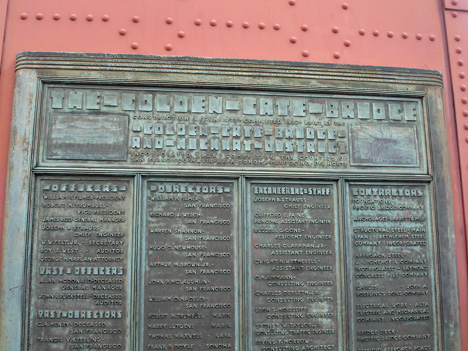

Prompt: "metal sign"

[0,53,459,351]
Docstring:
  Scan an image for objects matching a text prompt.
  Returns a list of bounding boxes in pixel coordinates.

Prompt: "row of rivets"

[18,12,440,56]
[354,28,436,41]
[19,13,144,22]
[448,12,468,140]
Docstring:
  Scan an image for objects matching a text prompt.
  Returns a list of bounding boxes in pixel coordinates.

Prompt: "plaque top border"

[15,51,443,93]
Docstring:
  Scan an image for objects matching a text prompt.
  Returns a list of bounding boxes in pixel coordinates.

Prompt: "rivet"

[461,85,467,91]
[359,29,365,35]
[333,52,341,59]
[460,72,466,79]
[301,24,308,31]
[210,19,217,26]
[452,0,458,5]
[455,35,461,41]
[342,3,349,9]
[166,17,173,24]
[69,14,77,21]
[465,136,468,143]
[36,13,44,20]
[429,35,436,41]
[242,22,249,29]
[289,0,296,5]
[226,21,234,27]
[332,27,339,33]
[462,97,468,104]
[119,28,127,36]
[102,15,110,22]
[132,16,140,23]
[86,15,93,21]
[290,37,297,44]
[273,23,281,30]
[464,123,468,130]
[53,14,60,20]
[20,13,28,20]
[344,40,351,47]
[302,50,309,57]
[194,19,202,26]
[178,31,185,38]
[373,30,379,37]
[387,31,394,38]
[416,34,422,40]
[456,47,462,54]
[464,110,468,117]
[258,23,265,29]
[131,42,139,50]
[402,32,408,39]
[452,12,458,18]
[165,44,173,51]
[458,60,464,66]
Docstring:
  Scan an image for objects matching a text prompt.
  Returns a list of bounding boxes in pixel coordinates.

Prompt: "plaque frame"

[0,52,460,351]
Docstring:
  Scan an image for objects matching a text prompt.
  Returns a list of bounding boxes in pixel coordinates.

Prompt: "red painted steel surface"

[446,0,468,11]
[0,0,466,348]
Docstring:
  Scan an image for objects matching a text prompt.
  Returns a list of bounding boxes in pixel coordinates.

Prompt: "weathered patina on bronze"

[28,177,133,350]
[39,86,427,174]
[0,53,459,351]
[345,183,436,351]
[246,181,340,350]
[141,180,238,351]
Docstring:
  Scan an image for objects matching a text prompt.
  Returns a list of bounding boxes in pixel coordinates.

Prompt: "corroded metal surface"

[246,181,340,350]
[28,177,133,350]
[0,54,459,351]
[38,86,427,173]
[345,183,437,351]
[141,180,238,351]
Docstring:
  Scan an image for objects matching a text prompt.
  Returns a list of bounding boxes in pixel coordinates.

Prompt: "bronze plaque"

[39,86,426,174]
[345,183,437,351]
[28,177,133,350]
[141,180,238,350]
[246,181,341,350]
